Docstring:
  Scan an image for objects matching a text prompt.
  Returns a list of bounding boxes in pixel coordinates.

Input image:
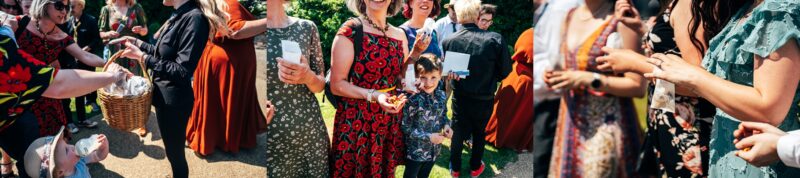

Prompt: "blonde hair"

[454,0,481,24]
[346,0,403,17]
[72,0,85,7]
[105,0,135,7]
[28,0,50,20]
[195,0,230,38]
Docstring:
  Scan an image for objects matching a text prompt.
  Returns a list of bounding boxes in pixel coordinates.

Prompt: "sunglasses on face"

[50,1,70,11]
[0,3,16,9]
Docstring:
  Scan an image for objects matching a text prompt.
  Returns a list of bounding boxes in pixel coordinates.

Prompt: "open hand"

[411,31,432,54]
[377,93,407,114]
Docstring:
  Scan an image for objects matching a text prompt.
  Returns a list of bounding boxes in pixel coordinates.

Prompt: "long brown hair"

[688,0,749,54]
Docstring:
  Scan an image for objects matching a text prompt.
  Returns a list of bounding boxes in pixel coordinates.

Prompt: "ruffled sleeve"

[740,0,800,58]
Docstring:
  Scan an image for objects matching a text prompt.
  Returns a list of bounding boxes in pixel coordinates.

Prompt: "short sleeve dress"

[16,23,75,136]
[703,1,800,177]
[264,18,330,177]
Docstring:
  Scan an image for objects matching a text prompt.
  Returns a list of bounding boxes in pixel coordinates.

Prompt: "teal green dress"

[703,0,800,177]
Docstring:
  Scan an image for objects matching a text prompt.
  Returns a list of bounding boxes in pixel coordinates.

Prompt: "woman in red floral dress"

[328,0,430,177]
[13,0,105,136]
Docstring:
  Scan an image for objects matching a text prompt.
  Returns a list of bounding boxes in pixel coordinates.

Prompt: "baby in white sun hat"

[23,126,109,178]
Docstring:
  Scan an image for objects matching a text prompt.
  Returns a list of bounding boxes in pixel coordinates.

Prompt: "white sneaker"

[67,124,79,134]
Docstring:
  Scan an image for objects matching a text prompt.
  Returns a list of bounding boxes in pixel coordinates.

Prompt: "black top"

[644,4,680,55]
[57,14,102,68]
[138,1,209,107]
[441,23,512,100]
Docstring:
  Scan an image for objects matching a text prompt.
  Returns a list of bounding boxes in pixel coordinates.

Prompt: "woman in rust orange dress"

[186,0,267,156]
[484,28,533,151]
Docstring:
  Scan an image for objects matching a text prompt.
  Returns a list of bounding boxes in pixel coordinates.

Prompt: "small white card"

[442,51,471,78]
[404,65,417,92]
[281,40,302,64]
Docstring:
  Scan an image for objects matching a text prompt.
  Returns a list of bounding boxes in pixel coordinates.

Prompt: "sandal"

[1,162,15,178]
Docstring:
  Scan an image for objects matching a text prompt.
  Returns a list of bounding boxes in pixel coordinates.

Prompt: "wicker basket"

[98,51,152,131]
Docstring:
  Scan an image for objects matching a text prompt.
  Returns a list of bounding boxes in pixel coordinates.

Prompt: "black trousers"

[449,96,493,172]
[155,103,192,178]
[0,112,40,178]
[403,159,435,178]
[533,99,560,178]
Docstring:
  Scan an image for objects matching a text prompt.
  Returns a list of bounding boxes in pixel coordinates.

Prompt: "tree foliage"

[83,0,531,66]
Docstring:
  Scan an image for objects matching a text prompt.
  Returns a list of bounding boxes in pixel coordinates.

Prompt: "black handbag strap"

[15,16,30,38]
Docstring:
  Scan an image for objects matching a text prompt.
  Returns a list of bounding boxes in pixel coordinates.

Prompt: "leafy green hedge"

[290,0,532,67]
[83,0,531,66]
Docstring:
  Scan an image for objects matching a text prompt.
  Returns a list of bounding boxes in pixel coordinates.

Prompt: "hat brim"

[46,126,66,178]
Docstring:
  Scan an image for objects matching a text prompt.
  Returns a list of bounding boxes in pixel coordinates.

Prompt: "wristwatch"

[590,73,603,89]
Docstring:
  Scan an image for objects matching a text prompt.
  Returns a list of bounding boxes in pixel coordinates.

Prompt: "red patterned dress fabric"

[329,20,406,178]
[16,27,74,136]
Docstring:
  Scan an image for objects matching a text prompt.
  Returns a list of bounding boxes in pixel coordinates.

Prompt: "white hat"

[24,126,66,178]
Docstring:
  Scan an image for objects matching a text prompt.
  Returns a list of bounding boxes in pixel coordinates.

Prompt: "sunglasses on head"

[49,1,70,11]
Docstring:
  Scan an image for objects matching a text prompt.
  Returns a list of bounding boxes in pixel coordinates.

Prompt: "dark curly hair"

[689,0,749,54]
[403,0,441,19]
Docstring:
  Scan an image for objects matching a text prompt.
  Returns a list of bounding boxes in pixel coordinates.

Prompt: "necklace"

[35,22,57,51]
[363,16,390,37]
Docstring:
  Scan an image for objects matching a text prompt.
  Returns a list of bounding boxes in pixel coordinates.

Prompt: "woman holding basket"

[110,0,229,177]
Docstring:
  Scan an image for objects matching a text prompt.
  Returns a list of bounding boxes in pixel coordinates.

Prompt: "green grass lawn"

[315,94,521,178]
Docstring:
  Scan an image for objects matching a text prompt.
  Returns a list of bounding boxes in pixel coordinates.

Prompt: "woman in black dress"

[110,0,229,177]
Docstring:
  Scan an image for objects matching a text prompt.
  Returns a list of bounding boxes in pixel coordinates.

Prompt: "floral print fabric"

[637,2,714,177]
[0,31,55,132]
[264,19,329,178]
[329,19,406,178]
[17,28,74,136]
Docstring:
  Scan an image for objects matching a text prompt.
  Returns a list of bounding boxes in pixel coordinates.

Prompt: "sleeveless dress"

[704,1,800,177]
[186,0,267,156]
[329,20,406,178]
[16,27,74,136]
[637,1,714,177]
[264,18,330,177]
[547,12,641,178]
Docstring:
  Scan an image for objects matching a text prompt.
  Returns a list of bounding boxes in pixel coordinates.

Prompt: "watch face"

[591,79,601,88]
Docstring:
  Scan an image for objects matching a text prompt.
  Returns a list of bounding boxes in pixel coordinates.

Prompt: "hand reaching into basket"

[105,63,133,82]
